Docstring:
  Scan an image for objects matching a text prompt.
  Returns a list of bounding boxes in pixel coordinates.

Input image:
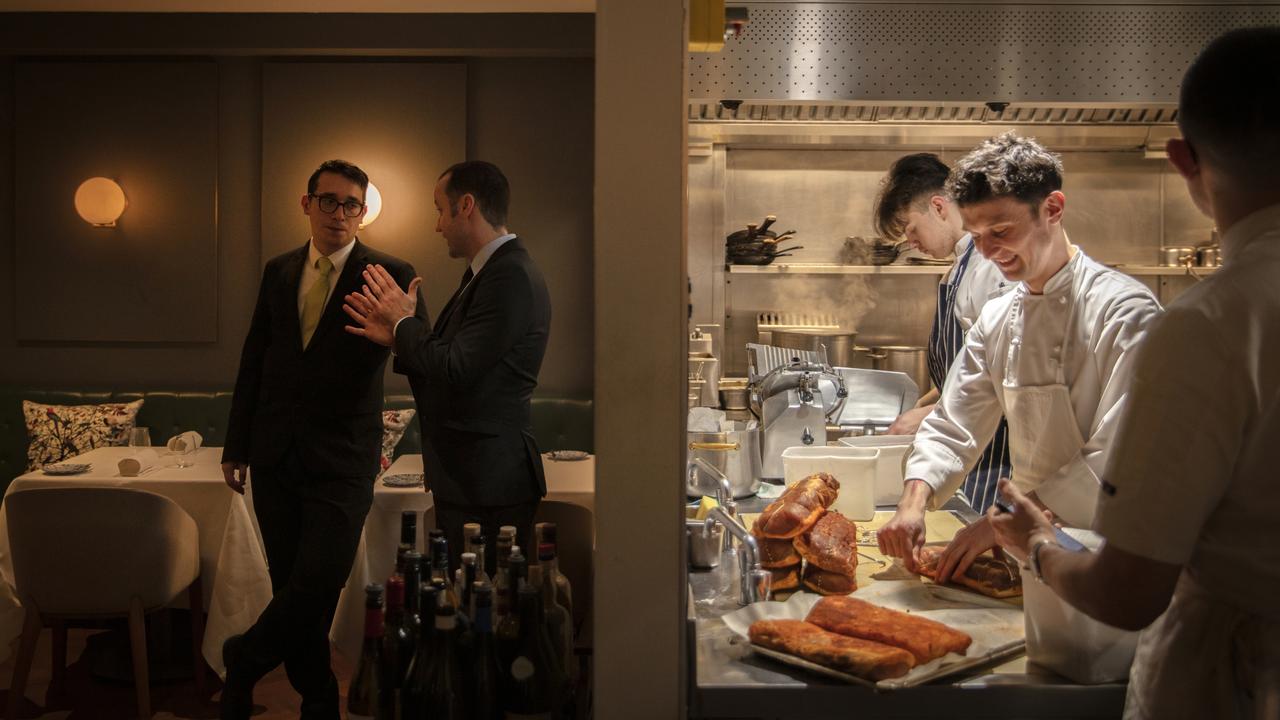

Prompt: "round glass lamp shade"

[360,182,382,228]
[74,177,128,227]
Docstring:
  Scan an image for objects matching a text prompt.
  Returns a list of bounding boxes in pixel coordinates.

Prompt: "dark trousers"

[242,447,374,716]
[434,496,540,578]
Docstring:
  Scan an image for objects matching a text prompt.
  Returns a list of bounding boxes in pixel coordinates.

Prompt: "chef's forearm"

[1038,539,1179,631]
[897,479,935,513]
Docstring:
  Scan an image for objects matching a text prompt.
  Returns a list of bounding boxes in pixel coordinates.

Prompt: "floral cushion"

[380,408,416,473]
[23,399,145,471]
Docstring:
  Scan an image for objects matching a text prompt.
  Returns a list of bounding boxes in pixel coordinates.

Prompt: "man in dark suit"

[343,160,551,575]
[220,159,422,720]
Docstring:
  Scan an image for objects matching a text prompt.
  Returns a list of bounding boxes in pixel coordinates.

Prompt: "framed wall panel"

[14,60,219,343]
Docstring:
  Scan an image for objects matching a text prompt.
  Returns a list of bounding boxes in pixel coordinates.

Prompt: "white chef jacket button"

[1054,345,1062,352]
[1059,297,1067,304]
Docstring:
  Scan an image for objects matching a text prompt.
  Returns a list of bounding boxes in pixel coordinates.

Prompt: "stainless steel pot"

[769,328,858,367]
[867,345,930,394]
[687,423,762,498]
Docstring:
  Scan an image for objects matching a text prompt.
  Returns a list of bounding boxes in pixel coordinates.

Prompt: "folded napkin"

[166,431,204,453]
[118,449,159,477]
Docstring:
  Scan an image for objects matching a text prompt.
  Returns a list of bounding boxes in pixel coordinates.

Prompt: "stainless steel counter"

[687,493,1126,719]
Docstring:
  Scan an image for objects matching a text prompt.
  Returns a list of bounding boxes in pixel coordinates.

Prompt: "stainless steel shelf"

[1110,265,1219,276]
[726,263,1219,277]
[727,263,948,275]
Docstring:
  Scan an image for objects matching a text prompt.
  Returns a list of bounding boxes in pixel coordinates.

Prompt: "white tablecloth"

[330,452,595,660]
[0,446,273,675]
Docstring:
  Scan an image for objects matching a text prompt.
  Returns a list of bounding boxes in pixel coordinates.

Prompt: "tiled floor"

[0,623,355,719]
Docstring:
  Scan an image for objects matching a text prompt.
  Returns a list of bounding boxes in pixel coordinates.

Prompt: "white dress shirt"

[1096,203,1280,617]
[297,238,357,319]
[905,246,1163,526]
[391,233,517,339]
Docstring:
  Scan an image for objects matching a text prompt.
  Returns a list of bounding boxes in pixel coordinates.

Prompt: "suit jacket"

[224,239,420,477]
[393,237,552,506]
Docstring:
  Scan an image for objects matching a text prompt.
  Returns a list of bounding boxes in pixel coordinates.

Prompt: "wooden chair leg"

[127,598,152,719]
[6,604,42,720]
[188,578,206,698]
[49,620,67,698]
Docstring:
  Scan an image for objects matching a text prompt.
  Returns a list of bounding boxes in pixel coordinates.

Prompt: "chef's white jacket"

[948,233,1012,331]
[904,247,1163,526]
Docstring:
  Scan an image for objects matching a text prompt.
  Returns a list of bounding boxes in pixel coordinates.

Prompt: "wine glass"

[128,427,152,448]
[175,442,198,469]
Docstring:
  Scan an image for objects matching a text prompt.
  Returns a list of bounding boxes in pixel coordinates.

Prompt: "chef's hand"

[222,461,248,495]
[887,403,934,436]
[879,480,932,571]
[344,264,421,347]
[988,478,1056,565]
[935,515,999,584]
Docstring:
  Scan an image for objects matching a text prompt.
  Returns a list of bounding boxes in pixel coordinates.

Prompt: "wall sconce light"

[360,182,382,229]
[74,177,128,227]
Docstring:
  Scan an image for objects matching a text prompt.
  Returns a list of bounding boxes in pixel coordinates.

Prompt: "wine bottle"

[502,584,567,719]
[459,552,478,623]
[424,598,469,719]
[469,583,502,720]
[495,549,526,669]
[401,551,424,649]
[381,575,412,719]
[468,533,492,585]
[494,532,515,620]
[538,542,575,686]
[430,536,461,609]
[539,524,573,621]
[402,584,440,719]
[348,583,384,720]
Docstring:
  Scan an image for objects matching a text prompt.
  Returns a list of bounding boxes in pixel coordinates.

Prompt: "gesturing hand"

[343,264,421,348]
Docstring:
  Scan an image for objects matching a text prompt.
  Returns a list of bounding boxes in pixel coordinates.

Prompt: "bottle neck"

[475,603,493,634]
[364,607,384,639]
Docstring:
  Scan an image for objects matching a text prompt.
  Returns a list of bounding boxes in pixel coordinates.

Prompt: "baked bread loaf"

[793,511,858,575]
[800,565,857,595]
[757,535,802,568]
[769,566,800,592]
[916,546,1023,599]
[806,595,972,664]
[749,619,914,681]
[752,473,840,539]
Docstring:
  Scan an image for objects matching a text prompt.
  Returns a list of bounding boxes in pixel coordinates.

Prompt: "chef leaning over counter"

[992,26,1280,720]
[878,132,1164,584]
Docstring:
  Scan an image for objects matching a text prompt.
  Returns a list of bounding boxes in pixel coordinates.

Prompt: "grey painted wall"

[0,51,594,399]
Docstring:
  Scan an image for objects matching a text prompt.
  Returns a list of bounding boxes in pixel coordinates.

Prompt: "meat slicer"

[748,346,847,479]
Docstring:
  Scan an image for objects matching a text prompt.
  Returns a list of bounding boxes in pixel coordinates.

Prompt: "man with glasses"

[220,159,422,720]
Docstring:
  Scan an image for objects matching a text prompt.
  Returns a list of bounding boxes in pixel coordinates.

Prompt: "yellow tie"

[301,256,334,348]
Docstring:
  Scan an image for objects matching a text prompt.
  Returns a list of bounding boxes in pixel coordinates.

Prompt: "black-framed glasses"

[309,194,364,218]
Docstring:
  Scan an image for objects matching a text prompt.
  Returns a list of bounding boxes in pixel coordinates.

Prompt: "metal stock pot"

[686,422,762,498]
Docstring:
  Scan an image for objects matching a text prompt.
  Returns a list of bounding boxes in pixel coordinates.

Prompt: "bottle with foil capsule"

[502,584,567,718]
[402,584,440,719]
[347,584,384,720]
[494,531,515,620]
[380,575,411,717]
[469,582,502,720]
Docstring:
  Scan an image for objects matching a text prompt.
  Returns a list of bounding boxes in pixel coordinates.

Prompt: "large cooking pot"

[867,345,930,394]
[769,328,858,368]
[687,422,762,499]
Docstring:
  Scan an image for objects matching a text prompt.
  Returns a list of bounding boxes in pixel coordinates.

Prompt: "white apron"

[1002,268,1097,527]
[1125,573,1280,720]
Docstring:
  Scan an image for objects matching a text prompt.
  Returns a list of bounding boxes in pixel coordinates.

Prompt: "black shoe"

[220,635,255,720]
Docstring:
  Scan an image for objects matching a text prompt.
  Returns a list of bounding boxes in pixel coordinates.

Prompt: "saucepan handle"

[688,442,740,452]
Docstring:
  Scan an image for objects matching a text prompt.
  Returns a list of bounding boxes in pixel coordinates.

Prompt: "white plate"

[42,463,91,476]
[546,450,590,462]
[381,473,424,487]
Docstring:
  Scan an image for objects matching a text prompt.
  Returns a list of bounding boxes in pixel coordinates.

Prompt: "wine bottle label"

[510,656,536,681]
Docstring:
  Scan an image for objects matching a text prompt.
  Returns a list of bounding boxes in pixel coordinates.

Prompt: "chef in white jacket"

[879,132,1163,583]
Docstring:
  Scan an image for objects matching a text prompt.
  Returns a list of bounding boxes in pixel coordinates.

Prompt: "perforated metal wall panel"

[689,3,1280,103]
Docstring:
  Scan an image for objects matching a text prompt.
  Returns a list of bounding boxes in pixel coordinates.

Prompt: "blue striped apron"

[926,242,1011,514]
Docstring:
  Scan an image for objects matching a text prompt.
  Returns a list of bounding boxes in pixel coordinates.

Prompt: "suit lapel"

[305,239,366,352]
[433,237,524,336]
[281,244,309,353]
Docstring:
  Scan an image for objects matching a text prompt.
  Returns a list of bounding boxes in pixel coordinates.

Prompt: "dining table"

[0,445,273,676]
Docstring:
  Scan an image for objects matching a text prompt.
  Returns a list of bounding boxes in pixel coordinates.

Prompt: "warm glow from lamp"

[360,182,382,228]
[74,177,128,227]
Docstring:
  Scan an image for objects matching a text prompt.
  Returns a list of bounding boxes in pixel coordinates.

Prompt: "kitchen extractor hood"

[687,2,1280,149]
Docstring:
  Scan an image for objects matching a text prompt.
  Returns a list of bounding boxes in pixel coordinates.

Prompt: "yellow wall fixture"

[74,177,128,227]
[360,181,382,229]
[689,0,726,52]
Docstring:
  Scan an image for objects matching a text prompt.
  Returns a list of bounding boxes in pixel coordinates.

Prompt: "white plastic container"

[780,446,878,521]
[838,435,914,506]
[1023,528,1140,684]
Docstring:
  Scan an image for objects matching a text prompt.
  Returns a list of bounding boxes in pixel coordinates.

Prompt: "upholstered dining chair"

[5,487,204,719]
